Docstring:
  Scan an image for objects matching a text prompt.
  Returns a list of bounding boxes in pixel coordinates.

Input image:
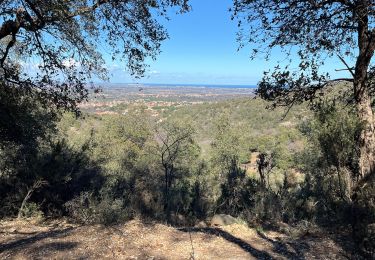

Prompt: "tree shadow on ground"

[259,222,355,259]
[179,227,274,259]
[29,241,78,253]
[179,227,311,260]
[0,227,74,253]
[316,226,360,259]
[256,230,309,259]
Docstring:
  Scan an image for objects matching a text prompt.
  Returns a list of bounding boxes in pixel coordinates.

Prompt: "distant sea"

[99,83,257,89]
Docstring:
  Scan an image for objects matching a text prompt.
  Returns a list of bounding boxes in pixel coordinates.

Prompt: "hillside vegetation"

[0,92,373,258]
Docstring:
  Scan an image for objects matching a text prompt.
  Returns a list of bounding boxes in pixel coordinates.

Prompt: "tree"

[300,99,361,206]
[154,121,198,219]
[0,0,189,113]
[217,159,256,217]
[0,81,57,146]
[232,0,375,187]
[210,114,241,174]
[256,152,274,189]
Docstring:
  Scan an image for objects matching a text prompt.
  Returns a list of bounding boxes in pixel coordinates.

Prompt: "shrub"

[18,202,44,220]
[65,192,129,225]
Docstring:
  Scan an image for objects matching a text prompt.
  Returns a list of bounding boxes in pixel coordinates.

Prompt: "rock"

[210,214,237,227]
[170,214,187,226]
[8,228,17,233]
[195,221,208,228]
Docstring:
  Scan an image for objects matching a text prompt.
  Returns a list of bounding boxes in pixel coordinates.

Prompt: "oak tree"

[154,121,197,220]
[0,0,189,113]
[232,0,375,187]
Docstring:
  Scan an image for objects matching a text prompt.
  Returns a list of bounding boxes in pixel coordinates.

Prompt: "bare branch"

[337,54,355,77]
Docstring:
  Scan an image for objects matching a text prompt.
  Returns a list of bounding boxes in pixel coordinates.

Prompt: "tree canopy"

[232,0,375,184]
[0,0,189,112]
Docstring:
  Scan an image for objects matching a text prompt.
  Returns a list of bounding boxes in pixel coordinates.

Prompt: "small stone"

[8,228,17,233]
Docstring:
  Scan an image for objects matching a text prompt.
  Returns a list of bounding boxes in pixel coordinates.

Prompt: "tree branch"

[337,54,355,77]
[0,32,17,66]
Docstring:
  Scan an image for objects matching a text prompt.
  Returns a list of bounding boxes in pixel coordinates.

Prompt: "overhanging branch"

[337,54,355,77]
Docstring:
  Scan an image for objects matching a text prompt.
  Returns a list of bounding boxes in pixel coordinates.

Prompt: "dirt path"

[0,219,350,259]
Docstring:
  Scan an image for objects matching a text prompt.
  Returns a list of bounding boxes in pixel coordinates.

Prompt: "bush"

[351,183,375,257]
[217,160,258,218]
[18,202,44,220]
[65,192,129,225]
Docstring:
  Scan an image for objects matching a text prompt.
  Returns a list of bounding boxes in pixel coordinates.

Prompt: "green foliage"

[3,90,373,257]
[301,100,361,173]
[18,202,44,220]
[217,160,257,217]
[56,111,207,223]
[290,98,375,256]
[153,119,201,220]
[297,100,362,222]
[211,114,241,171]
[65,192,128,225]
[167,98,308,165]
[0,94,312,227]
[0,1,190,113]
[0,84,57,147]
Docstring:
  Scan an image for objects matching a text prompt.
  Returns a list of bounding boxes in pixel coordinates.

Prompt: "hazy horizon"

[96,82,257,88]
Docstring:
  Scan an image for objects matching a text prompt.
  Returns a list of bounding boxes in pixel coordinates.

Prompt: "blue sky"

[104,0,266,85]
[105,0,349,85]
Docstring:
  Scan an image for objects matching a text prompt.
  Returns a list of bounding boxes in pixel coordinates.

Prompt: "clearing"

[0,219,354,259]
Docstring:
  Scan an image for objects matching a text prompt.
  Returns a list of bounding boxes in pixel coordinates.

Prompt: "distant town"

[80,84,256,116]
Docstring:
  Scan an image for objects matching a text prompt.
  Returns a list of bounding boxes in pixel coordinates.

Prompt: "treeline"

[1,92,374,256]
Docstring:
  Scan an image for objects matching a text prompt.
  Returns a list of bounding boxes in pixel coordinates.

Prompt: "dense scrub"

[1,95,374,257]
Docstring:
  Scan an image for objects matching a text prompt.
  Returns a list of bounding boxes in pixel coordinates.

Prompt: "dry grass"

[0,218,349,259]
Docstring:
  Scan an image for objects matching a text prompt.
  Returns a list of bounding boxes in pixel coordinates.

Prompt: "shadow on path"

[179,227,312,259]
[256,230,309,259]
[179,227,274,259]
[0,227,74,253]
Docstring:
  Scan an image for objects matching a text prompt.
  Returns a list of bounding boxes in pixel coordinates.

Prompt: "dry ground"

[0,218,353,259]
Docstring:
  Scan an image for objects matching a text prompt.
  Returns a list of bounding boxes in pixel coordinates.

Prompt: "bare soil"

[0,219,353,259]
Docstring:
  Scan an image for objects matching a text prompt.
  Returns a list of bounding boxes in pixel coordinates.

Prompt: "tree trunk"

[355,84,375,183]
[163,165,172,221]
[164,167,169,213]
[18,189,33,219]
[17,180,47,218]
[353,8,375,186]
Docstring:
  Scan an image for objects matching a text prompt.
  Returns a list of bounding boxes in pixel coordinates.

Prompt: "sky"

[103,0,349,86]
[104,0,265,85]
